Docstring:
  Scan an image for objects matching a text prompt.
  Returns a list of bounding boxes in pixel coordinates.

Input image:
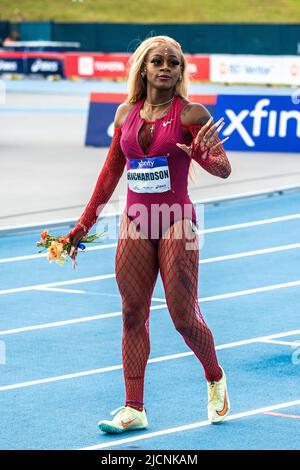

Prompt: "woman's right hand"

[66,227,86,269]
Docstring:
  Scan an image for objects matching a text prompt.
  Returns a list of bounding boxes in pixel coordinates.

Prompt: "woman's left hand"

[176,116,229,160]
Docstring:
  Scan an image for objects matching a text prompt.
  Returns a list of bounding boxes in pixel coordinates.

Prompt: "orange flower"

[60,236,70,245]
[41,229,48,240]
[47,241,64,261]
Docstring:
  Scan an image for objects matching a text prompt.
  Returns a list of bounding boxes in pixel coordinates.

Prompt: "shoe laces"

[208,379,224,405]
[110,406,138,420]
[110,406,126,416]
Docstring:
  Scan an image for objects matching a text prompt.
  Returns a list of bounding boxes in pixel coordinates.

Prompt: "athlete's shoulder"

[180,100,212,127]
[114,102,136,128]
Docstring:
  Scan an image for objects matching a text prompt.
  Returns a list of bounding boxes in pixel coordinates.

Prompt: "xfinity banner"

[215,94,300,153]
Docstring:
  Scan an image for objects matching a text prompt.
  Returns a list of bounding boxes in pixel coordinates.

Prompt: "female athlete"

[67,35,231,433]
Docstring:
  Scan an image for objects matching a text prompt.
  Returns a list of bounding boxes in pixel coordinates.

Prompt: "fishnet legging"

[116,214,222,410]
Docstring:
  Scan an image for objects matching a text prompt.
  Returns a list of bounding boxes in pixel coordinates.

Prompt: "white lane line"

[200,243,300,264]
[2,242,300,296]
[0,305,165,336]
[1,280,300,336]
[204,213,300,234]
[2,212,300,264]
[0,253,47,263]
[260,339,300,347]
[1,328,300,391]
[37,287,121,297]
[198,279,300,303]
[0,312,123,336]
[0,273,116,295]
[80,398,300,450]
[38,287,87,294]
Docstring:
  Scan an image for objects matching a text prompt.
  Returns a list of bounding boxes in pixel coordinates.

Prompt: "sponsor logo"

[162,119,174,127]
[121,418,136,428]
[187,63,198,74]
[219,63,227,75]
[31,60,59,73]
[217,60,274,77]
[216,390,229,417]
[216,95,300,152]
[290,63,299,77]
[78,56,94,76]
[0,60,18,72]
[94,61,125,72]
[138,160,155,168]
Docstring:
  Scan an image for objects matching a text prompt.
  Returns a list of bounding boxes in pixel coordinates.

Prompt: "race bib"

[127,156,171,193]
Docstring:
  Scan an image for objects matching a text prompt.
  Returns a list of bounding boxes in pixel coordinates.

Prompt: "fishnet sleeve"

[70,127,126,238]
[183,124,231,179]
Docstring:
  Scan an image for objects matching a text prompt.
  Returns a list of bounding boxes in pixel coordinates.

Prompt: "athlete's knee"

[172,315,193,337]
[172,311,210,339]
[122,301,148,330]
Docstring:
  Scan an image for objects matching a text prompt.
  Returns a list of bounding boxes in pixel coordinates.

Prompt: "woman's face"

[144,45,183,91]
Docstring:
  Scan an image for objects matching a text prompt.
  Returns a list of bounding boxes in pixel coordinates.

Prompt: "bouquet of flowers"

[36,229,102,268]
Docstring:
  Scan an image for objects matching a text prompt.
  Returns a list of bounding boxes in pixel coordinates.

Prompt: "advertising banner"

[214,94,300,152]
[0,52,65,76]
[0,52,25,74]
[65,53,210,81]
[65,53,130,79]
[210,54,300,86]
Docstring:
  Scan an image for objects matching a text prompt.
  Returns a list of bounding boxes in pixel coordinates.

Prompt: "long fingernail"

[215,117,224,126]
[216,122,225,132]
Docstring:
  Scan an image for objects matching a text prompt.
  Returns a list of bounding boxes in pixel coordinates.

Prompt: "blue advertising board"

[85,102,119,147]
[26,57,64,76]
[0,58,24,74]
[215,94,300,153]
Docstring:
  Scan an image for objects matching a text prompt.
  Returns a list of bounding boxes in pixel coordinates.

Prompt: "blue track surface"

[1,189,300,450]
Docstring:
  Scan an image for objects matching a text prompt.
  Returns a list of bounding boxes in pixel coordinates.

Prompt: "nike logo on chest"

[162,119,174,127]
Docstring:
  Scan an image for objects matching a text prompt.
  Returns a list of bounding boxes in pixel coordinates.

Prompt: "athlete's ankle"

[125,401,144,412]
[206,366,223,383]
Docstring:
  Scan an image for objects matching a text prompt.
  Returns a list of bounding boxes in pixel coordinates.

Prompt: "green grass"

[0,0,300,23]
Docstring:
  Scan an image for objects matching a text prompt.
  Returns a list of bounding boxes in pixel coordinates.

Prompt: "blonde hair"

[126,35,189,104]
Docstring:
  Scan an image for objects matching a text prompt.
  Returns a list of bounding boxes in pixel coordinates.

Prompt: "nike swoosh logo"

[162,119,174,127]
[216,390,229,417]
[121,418,137,428]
